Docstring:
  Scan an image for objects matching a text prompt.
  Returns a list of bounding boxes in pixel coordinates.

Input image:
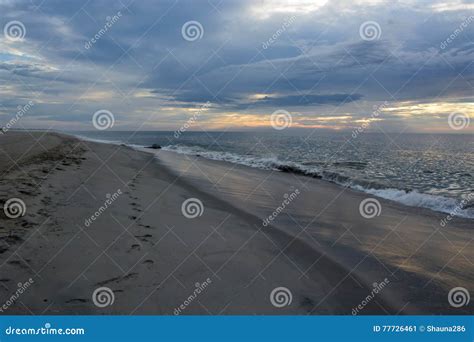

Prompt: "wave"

[68,136,473,220]
[69,134,123,146]
[69,133,150,151]
[356,187,474,219]
[162,144,474,219]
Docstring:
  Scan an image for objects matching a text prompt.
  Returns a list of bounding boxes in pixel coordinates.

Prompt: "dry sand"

[0,131,472,315]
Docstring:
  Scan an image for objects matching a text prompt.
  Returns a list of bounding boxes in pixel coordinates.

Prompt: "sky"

[0,0,473,133]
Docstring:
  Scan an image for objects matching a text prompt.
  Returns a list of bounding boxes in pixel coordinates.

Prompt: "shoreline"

[68,130,474,221]
[0,131,472,315]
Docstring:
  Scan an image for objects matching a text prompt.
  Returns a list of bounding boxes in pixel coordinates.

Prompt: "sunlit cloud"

[430,1,474,12]
[250,0,328,18]
[248,93,275,101]
[80,90,117,101]
[203,113,363,130]
[383,100,474,118]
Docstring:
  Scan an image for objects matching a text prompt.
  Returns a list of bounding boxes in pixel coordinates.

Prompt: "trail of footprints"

[126,173,155,244]
[125,173,156,267]
[0,142,87,301]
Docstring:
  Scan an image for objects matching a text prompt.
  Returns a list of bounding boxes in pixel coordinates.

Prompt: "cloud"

[238,93,364,108]
[0,0,472,132]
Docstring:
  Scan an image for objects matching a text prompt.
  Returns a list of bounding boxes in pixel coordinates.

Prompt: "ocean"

[70,130,474,219]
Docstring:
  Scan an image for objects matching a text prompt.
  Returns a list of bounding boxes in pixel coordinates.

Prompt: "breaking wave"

[162,144,474,219]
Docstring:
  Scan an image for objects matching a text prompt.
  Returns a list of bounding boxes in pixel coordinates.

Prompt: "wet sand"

[0,131,472,315]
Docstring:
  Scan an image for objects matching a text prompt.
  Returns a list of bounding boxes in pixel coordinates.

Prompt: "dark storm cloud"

[234,93,364,109]
[0,0,472,129]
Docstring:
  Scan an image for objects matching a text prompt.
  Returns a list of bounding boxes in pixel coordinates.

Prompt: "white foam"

[162,144,474,219]
[161,145,297,171]
[355,187,474,219]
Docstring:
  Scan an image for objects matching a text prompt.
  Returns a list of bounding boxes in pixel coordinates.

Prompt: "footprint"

[129,244,141,252]
[20,220,34,228]
[1,235,23,244]
[65,298,87,304]
[96,272,138,286]
[7,260,28,269]
[135,234,152,242]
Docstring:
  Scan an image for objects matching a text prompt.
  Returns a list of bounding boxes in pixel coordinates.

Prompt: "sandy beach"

[0,131,472,315]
